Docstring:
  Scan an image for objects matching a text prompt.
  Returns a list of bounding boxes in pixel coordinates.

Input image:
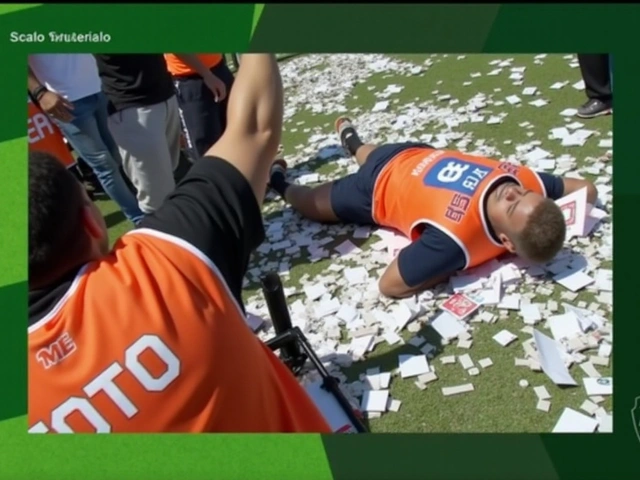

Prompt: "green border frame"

[0,4,635,479]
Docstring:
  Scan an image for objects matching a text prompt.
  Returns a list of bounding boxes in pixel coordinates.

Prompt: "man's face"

[489,182,545,248]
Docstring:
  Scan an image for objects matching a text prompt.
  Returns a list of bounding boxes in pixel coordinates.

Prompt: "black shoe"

[268,159,287,187]
[576,99,612,119]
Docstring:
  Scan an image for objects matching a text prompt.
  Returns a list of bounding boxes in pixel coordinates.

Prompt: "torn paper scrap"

[442,383,474,397]
[399,354,431,379]
[583,377,612,396]
[555,187,588,239]
[533,329,578,386]
[431,311,467,341]
[552,408,598,433]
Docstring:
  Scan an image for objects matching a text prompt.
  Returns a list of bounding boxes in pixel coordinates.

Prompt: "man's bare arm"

[378,256,452,299]
[204,54,283,206]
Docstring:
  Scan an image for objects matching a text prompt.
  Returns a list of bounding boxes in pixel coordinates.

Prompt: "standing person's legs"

[55,93,145,225]
[108,99,178,214]
[175,75,221,160]
[577,54,612,118]
[92,91,138,195]
[210,60,235,135]
[165,95,182,173]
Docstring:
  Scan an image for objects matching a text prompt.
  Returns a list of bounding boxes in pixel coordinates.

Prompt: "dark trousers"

[577,54,612,103]
[174,60,235,161]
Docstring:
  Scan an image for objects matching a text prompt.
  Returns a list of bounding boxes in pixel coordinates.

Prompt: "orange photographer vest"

[28,96,76,168]
[28,229,331,433]
[372,147,546,269]
[164,54,224,77]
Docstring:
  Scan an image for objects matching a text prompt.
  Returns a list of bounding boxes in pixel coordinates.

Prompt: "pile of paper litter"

[242,53,613,433]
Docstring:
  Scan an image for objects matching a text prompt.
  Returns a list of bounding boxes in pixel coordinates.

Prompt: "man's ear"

[499,233,517,254]
[80,205,104,241]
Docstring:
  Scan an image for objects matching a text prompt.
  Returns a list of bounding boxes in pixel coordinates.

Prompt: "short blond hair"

[515,198,566,264]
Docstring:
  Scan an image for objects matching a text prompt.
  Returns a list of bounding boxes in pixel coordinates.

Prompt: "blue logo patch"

[423,157,493,195]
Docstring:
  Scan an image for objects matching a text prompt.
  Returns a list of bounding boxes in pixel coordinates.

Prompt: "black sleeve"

[396,227,466,288]
[140,158,266,308]
[536,172,565,200]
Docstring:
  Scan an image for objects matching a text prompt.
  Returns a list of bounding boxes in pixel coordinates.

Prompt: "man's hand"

[172,54,228,102]
[38,91,74,123]
[204,74,227,102]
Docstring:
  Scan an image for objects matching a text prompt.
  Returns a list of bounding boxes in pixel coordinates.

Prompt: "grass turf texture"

[97,54,612,433]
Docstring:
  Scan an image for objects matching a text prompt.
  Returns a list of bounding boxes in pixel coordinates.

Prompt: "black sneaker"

[268,158,287,187]
[576,99,612,119]
[335,117,355,149]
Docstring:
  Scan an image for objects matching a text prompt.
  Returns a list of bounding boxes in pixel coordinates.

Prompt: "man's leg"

[56,94,145,224]
[211,60,235,136]
[577,54,612,119]
[334,117,378,166]
[93,91,137,195]
[108,101,177,214]
[175,76,220,160]
[165,95,182,172]
[270,171,340,223]
[269,117,381,224]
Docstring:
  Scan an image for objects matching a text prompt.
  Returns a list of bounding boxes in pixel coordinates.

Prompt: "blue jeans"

[54,92,145,225]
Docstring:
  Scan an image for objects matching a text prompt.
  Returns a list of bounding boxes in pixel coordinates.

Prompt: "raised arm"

[204,54,283,205]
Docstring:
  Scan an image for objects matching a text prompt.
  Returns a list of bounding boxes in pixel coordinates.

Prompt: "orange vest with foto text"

[28,229,331,434]
[28,97,75,169]
[372,147,546,269]
[164,54,224,77]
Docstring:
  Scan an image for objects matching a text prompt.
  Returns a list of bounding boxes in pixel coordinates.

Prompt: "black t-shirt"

[94,54,176,114]
[29,158,265,326]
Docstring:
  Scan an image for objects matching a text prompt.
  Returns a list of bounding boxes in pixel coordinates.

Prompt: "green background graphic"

[0,3,636,479]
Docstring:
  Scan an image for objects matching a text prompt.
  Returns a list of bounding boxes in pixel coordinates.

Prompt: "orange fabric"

[372,147,546,269]
[28,97,75,169]
[28,230,332,434]
[164,54,223,77]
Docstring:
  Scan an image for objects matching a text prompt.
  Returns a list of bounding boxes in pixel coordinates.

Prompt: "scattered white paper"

[361,389,390,412]
[555,187,589,239]
[547,312,582,341]
[431,312,467,340]
[493,330,518,347]
[553,408,598,433]
[399,354,431,379]
[583,377,613,396]
[533,329,578,386]
[534,385,551,401]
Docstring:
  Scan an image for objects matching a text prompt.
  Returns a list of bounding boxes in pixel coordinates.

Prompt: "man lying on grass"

[269,117,598,299]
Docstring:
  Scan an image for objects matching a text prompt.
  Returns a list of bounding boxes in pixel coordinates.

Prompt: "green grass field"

[97,54,612,433]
